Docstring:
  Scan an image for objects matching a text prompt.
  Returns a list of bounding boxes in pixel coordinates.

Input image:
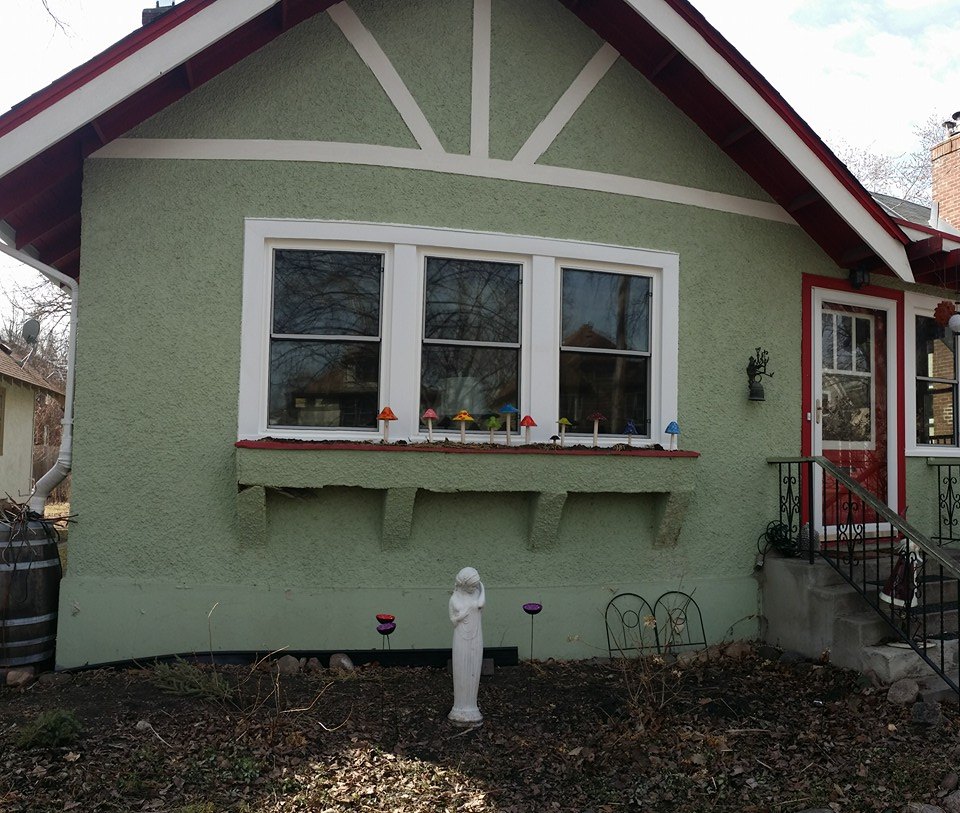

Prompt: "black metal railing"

[933,460,960,547]
[769,456,960,695]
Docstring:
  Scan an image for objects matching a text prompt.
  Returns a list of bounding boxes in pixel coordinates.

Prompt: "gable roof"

[0,0,924,285]
[0,346,64,397]
[872,193,932,228]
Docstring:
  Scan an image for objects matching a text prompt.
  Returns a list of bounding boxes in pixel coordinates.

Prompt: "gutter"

[0,237,77,515]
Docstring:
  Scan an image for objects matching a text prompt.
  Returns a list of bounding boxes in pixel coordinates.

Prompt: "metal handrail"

[768,455,960,581]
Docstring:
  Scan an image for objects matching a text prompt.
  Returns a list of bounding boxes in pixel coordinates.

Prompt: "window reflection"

[560,268,651,436]
[916,315,958,445]
[270,250,383,428]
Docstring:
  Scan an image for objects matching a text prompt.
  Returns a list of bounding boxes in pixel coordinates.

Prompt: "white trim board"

[470,0,491,159]
[622,0,914,283]
[514,43,619,165]
[93,138,794,224]
[327,2,444,154]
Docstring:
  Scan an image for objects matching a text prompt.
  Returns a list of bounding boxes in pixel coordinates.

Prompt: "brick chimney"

[932,121,960,230]
[142,1,177,26]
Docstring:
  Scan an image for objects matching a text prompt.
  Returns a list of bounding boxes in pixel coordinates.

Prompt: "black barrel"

[0,519,61,670]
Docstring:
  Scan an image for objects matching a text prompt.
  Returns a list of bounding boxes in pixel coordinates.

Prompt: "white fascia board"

[0,0,278,179]
[624,0,914,283]
[901,225,960,251]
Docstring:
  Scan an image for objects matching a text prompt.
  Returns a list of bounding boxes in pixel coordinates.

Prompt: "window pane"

[424,257,520,343]
[855,318,871,373]
[916,315,956,380]
[420,345,519,428]
[562,269,650,352]
[821,313,834,369]
[269,340,379,428]
[559,351,650,437]
[835,314,853,371]
[917,381,957,445]
[273,250,382,336]
[822,372,871,444]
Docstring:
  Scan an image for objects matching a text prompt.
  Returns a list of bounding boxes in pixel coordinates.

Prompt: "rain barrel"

[0,518,61,670]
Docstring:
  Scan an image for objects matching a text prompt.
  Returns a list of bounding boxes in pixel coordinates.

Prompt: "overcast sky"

[2,0,959,322]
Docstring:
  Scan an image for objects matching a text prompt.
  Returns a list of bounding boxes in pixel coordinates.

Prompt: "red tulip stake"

[588,412,606,448]
[520,415,537,444]
[377,407,398,443]
[522,603,542,661]
[421,408,438,442]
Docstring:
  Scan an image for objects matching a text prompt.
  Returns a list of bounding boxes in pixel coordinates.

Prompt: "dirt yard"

[0,650,955,812]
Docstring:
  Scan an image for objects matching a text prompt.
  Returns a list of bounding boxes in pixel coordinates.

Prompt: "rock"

[779,650,805,664]
[676,650,699,668]
[659,652,677,665]
[6,667,35,688]
[275,655,301,675]
[943,790,960,813]
[305,657,323,673]
[723,641,753,660]
[912,700,942,728]
[902,804,945,813]
[887,678,920,705]
[941,773,959,792]
[328,653,354,673]
[757,644,780,661]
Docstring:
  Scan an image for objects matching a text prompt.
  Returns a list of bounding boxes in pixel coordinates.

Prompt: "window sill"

[235,440,698,550]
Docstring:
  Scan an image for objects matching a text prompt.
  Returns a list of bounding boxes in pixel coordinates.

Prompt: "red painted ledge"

[236,439,700,458]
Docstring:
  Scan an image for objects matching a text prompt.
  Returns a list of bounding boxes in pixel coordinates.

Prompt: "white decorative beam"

[513,43,619,165]
[327,2,445,154]
[93,138,794,224]
[470,0,491,158]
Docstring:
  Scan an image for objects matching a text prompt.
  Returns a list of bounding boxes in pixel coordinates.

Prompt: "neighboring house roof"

[872,193,932,228]
[0,0,932,285]
[0,346,64,397]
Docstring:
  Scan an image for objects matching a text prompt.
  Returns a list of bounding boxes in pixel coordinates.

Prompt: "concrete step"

[861,639,959,684]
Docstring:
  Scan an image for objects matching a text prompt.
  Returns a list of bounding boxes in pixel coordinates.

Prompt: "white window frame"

[905,291,960,456]
[239,220,679,447]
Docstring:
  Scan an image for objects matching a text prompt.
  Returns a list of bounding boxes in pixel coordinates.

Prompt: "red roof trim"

[661,0,908,248]
[0,0,218,139]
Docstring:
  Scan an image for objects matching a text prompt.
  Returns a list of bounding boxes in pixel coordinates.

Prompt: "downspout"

[0,239,77,515]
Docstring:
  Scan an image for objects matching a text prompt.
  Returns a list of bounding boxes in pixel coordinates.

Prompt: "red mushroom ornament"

[520,415,537,444]
[377,407,398,443]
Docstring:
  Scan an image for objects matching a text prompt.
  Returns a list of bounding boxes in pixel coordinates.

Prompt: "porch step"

[860,639,959,684]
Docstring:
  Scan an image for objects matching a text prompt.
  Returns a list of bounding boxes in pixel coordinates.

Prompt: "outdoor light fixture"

[849,266,870,290]
[746,347,773,401]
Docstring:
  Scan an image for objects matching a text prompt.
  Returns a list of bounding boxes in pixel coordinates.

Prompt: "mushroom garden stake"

[665,421,680,451]
[520,415,537,444]
[623,420,638,447]
[377,407,397,443]
[500,404,519,445]
[550,434,560,449]
[522,602,542,700]
[557,418,572,447]
[486,415,502,443]
[453,410,474,443]
[588,412,606,447]
[422,408,438,442]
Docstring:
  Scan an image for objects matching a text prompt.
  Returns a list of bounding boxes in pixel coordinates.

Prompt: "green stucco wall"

[58,0,838,667]
[0,382,35,502]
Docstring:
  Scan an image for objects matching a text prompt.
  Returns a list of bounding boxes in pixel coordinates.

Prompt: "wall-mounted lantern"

[849,266,870,290]
[746,347,773,401]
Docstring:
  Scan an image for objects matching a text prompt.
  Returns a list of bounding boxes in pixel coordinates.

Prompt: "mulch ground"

[0,651,955,812]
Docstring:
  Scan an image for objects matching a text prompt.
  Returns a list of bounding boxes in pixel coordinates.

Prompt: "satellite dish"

[21,319,40,345]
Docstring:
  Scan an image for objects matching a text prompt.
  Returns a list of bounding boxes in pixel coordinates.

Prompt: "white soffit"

[623,0,914,283]
[0,0,278,179]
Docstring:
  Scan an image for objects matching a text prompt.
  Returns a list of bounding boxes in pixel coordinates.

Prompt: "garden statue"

[448,566,485,725]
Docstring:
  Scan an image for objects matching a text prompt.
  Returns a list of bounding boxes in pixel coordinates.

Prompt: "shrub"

[15,708,82,748]
[151,660,233,703]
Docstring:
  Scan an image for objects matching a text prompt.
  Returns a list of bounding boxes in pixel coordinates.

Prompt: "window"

[560,267,651,436]
[906,293,960,455]
[239,221,679,446]
[420,257,521,431]
[915,314,957,446]
[268,249,383,429]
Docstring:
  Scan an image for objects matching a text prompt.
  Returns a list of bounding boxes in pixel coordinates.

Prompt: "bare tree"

[830,113,944,206]
[39,0,69,33]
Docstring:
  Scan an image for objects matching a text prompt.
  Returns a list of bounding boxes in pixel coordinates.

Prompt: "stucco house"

[0,345,62,503]
[3,0,960,671]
